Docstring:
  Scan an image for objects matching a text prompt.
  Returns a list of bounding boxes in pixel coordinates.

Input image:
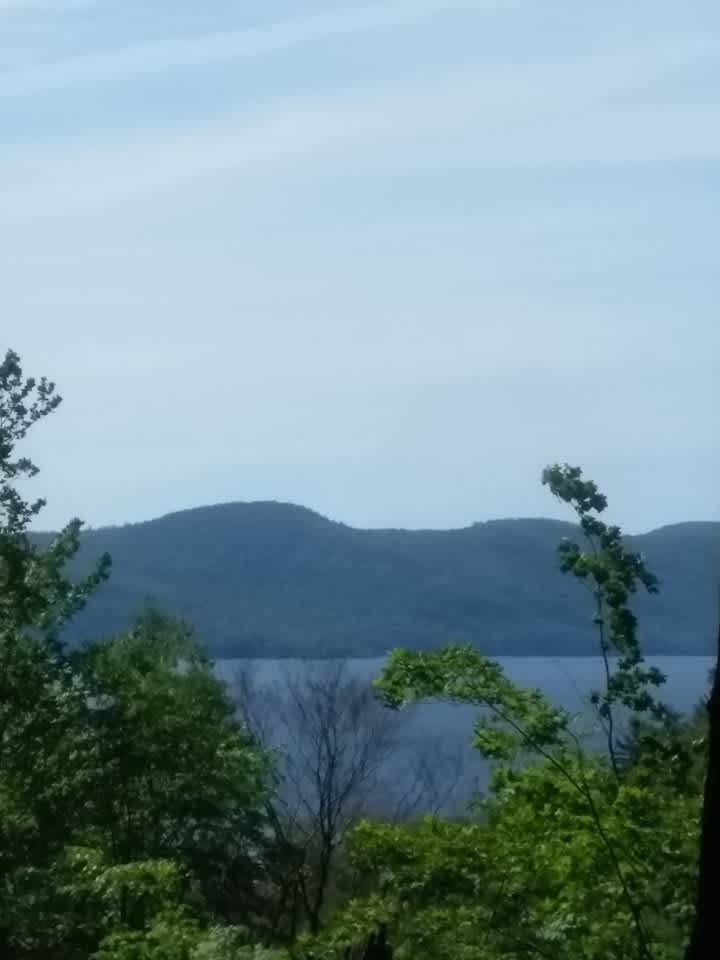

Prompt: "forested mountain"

[50,504,718,657]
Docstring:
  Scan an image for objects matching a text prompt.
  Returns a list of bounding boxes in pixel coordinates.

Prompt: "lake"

[216,656,714,813]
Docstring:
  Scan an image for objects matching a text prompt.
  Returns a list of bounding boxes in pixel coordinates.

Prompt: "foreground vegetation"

[0,349,714,958]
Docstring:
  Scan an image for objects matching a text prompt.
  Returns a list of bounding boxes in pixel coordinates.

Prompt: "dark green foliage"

[1,614,279,958]
[74,612,270,911]
[48,506,718,657]
[0,349,110,640]
[0,348,61,535]
[684,620,720,960]
[0,350,277,959]
[0,348,113,952]
[76,612,266,855]
[542,463,674,772]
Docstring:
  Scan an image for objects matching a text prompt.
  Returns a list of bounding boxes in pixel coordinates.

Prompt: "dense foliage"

[299,467,710,960]
[0,348,714,958]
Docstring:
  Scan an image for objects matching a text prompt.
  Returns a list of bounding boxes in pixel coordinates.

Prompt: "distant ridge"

[46,502,718,658]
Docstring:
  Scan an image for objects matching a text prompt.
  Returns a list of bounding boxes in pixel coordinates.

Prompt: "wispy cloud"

[3,0,719,533]
[2,24,718,225]
[0,85,454,220]
[0,0,93,11]
[0,0,484,96]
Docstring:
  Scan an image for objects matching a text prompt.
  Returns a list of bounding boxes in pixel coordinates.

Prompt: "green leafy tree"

[0,348,110,847]
[0,351,275,958]
[88,858,288,960]
[303,465,700,960]
[685,619,720,960]
[4,849,195,958]
[0,348,110,639]
[542,463,668,773]
[3,609,276,958]
[0,349,110,950]
[74,609,270,924]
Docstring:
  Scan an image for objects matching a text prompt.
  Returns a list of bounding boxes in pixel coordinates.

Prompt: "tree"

[235,662,461,940]
[685,616,720,960]
[0,348,110,639]
[303,465,700,960]
[0,347,111,857]
[1,351,275,957]
[541,463,668,774]
[74,610,271,928]
[371,645,697,960]
[235,662,404,937]
[0,348,110,952]
[2,609,277,957]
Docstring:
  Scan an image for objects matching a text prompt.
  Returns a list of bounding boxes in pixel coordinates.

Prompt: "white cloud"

[3,1,718,532]
[2,41,718,228]
[2,0,716,226]
[0,0,488,96]
[0,0,94,11]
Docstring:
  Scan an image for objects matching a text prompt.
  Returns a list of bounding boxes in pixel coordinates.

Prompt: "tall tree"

[0,347,110,824]
[302,465,697,960]
[0,348,110,639]
[236,661,415,937]
[75,609,270,927]
[685,615,720,960]
[542,463,667,774]
[0,349,111,951]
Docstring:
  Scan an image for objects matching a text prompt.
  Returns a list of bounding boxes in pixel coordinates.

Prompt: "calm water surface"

[216,656,714,811]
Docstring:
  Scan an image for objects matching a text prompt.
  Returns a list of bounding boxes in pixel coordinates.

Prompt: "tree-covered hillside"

[53,505,719,657]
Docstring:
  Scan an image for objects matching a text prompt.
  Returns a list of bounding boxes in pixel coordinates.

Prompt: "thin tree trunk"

[685,617,720,960]
[344,925,393,960]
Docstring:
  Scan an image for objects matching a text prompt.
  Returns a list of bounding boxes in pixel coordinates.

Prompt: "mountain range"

[53,502,719,658]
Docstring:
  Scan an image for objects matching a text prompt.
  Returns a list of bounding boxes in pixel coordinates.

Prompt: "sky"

[2,0,718,534]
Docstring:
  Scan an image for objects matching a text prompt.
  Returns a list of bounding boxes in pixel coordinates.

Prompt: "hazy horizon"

[4,0,718,533]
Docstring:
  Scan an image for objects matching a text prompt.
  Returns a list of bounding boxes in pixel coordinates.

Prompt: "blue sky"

[2,0,718,532]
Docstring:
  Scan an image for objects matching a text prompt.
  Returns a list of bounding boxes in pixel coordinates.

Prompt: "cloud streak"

[0,0,486,96]
[2,31,718,226]
[0,0,93,11]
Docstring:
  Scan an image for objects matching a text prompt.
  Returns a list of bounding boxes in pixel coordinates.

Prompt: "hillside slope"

[54,503,719,657]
